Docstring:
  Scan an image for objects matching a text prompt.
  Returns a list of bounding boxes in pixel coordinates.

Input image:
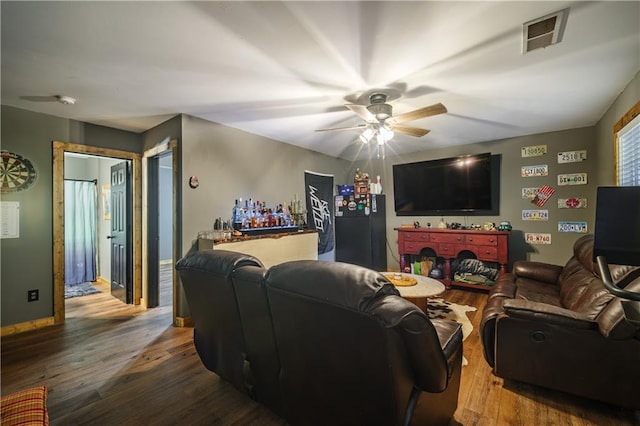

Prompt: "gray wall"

[179,114,352,259]
[1,68,637,327]
[354,126,598,270]
[0,106,142,326]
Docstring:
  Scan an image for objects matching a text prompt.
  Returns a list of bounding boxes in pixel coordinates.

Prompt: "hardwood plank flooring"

[2,276,638,425]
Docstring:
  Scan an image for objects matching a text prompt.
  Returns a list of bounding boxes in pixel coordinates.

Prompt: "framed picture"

[101,184,111,220]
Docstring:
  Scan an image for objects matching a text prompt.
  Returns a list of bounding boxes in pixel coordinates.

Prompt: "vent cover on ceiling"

[523,9,568,53]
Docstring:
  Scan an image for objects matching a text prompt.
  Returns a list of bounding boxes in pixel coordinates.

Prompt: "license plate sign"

[558,198,587,209]
[557,150,587,163]
[558,173,587,186]
[521,187,539,199]
[558,221,588,233]
[521,145,547,158]
[521,165,548,177]
[522,209,549,221]
[525,233,551,244]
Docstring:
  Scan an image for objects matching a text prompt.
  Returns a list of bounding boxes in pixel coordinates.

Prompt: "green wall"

[1,68,637,327]
[0,106,142,326]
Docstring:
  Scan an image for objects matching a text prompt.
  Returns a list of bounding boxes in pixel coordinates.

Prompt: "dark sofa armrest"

[502,299,596,330]
[512,261,564,285]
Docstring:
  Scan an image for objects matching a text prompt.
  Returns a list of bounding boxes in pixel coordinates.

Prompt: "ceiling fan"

[316,92,447,145]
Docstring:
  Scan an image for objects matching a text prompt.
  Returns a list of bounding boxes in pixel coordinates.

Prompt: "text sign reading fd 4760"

[525,233,552,244]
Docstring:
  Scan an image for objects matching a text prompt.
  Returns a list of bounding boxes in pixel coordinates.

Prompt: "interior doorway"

[143,139,179,324]
[146,151,174,308]
[52,141,142,324]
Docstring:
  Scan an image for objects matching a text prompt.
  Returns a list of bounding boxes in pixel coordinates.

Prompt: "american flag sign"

[531,185,555,207]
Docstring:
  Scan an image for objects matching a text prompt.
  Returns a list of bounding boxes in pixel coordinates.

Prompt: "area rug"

[65,282,101,299]
[426,297,477,365]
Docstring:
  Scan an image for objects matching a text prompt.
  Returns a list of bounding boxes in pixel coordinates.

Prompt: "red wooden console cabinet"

[396,227,510,291]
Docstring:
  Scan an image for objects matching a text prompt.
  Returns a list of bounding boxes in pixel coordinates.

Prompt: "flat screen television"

[393,153,500,216]
[593,186,640,266]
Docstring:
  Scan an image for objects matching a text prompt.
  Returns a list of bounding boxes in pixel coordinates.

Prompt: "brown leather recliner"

[176,246,264,395]
[178,248,463,426]
[480,233,640,409]
[256,260,462,426]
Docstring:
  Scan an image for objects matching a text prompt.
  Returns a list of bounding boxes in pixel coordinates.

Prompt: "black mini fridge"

[334,194,387,271]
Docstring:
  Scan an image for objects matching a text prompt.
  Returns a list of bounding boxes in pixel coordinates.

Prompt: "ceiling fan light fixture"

[380,125,394,142]
[359,127,375,144]
[56,95,76,105]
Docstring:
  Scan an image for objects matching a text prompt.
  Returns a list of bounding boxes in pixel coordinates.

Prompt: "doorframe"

[142,139,181,326]
[52,141,142,324]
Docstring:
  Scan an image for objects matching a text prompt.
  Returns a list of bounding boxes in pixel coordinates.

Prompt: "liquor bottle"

[232,199,243,230]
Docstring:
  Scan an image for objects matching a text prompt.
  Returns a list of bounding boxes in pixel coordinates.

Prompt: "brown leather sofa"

[480,233,640,409]
[177,248,463,425]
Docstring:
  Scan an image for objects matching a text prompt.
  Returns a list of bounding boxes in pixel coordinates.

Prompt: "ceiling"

[2,1,639,160]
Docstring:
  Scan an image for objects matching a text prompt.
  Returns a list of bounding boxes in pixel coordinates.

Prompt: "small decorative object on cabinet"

[396,227,510,291]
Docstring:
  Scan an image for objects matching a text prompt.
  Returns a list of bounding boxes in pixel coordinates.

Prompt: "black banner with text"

[304,171,334,254]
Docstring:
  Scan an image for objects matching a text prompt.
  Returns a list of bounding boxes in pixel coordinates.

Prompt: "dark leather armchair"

[260,260,462,426]
[480,234,640,409]
[176,247,263,395]
[177,247,463,425]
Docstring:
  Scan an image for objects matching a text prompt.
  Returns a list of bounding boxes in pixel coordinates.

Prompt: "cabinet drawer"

[403,242,422,254]
[403,232,430,242]
[438,243,456,256]
[476,246,498,261]
[430,234,462,244]
[465,234,498,246]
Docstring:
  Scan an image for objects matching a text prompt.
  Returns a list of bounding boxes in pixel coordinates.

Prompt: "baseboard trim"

[174,316,193,327]
[1,316,55,337]
[96,276,109,286]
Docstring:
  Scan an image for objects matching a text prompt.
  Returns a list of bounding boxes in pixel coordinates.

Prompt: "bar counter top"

[197,228,318,268]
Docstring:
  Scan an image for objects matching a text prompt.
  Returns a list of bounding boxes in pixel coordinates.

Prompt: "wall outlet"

[27,289,39,302]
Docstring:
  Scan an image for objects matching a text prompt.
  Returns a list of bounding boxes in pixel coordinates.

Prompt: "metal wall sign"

[521,145,547,157]
[558,197,587,208]
[521,164,549,177]
[557,150,587,163]
[522,209,549,221]
[558,173,587,186]
[525,233,551,244]
[521,187,539,199]
[558,221,588,233]
[531,185,555,207]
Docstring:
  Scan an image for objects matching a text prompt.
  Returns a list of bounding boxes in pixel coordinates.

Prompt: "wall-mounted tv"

[393,153,500,216]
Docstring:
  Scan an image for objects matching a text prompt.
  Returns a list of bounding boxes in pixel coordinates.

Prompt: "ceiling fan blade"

[345,104,377,123]
[390,125,431,137]
[20,95,59,102]
[388,102,447,124]
[315,124,367,132]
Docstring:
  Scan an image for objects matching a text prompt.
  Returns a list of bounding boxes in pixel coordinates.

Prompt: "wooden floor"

[2,276,638,425]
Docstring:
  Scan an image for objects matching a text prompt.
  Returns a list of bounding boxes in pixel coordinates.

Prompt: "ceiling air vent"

[523,9,568,54]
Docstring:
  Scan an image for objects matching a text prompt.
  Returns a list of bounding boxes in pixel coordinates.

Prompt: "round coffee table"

[384,272,446,313]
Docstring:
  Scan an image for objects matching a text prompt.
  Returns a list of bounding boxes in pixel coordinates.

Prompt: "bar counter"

[198,229,318,268]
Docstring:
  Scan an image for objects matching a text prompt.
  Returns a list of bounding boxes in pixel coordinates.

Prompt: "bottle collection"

[232,197,305,231]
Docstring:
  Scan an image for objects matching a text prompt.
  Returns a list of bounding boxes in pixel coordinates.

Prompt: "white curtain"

[64,180,97,285]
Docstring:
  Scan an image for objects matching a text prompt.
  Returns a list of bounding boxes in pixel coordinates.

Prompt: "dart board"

[1,150,37,193]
